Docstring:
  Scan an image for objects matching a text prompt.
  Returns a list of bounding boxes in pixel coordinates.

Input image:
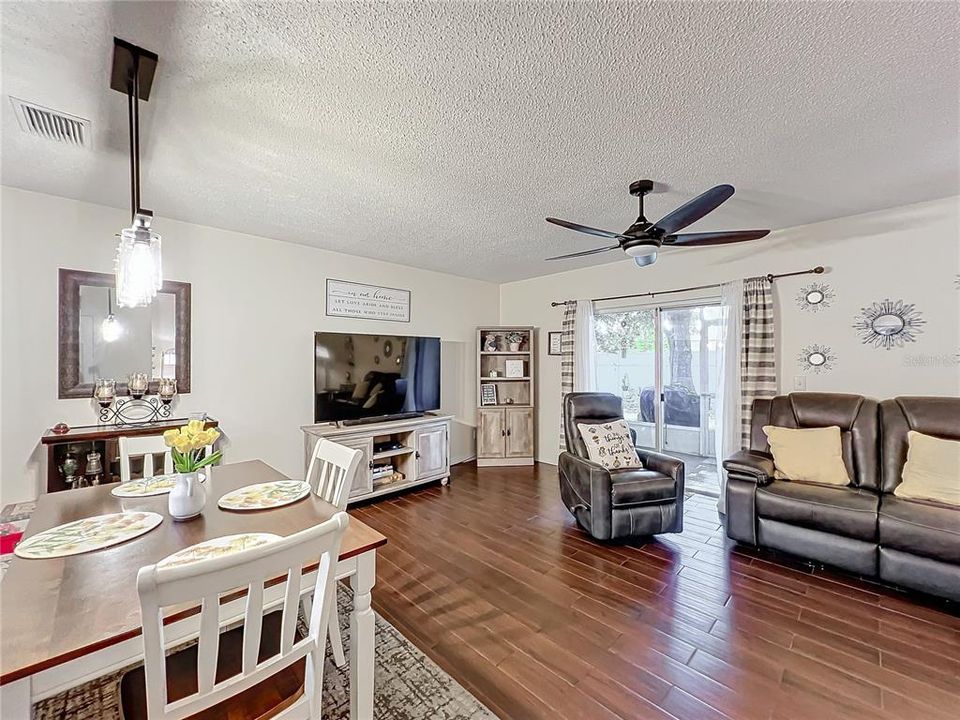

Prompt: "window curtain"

[559,300,596,454]
[573,300,596,393]
[714,280,743,514]
[740,276,777,447]
[558,301,577,452]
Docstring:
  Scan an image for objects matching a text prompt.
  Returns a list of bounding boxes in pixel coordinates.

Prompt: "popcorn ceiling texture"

[1,1,957,280]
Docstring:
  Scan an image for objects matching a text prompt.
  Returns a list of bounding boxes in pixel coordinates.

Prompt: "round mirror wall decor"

[797,344,836,374]
[796,282,834,312]
[853,299,925,350]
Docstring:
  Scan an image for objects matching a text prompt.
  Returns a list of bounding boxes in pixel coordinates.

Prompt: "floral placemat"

[110,472,206,498]
[158,533,280,568]
[218,480,311,511]
[13,512,163,560]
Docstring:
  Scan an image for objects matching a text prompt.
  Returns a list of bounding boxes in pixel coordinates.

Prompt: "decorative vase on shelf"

[505,332,524,352]
[168,471,206,521]
[163,420,222,521]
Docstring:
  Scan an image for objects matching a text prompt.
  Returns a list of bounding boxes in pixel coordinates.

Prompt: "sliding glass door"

[594,308,658,452]
[595,301,721,495]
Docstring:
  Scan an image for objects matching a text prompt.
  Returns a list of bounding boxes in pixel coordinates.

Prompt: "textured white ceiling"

[2,1,957,281]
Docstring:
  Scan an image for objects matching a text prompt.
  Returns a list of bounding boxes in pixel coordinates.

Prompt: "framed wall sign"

[548,331,562,356]
[480,383,498,406]
[505,359,525,378]
[326,279,411,322]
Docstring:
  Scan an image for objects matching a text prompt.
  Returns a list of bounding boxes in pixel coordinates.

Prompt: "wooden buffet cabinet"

[39,417,220,493]
[301,413,452,503]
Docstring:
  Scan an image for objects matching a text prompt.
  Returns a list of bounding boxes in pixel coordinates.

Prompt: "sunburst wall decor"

[853,299,925,350]
[797,344,836,373]
[796,282,834,312]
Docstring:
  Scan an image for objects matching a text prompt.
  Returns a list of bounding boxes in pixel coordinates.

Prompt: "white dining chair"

[303,438,363,668]
[129,512,349,720]
[119,434,217,483]
[119,435,174,484]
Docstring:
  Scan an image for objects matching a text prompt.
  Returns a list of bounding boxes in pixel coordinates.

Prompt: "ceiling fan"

[545,180,769,267]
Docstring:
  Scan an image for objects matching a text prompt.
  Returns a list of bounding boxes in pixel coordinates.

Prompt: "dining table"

[0,459,386,720]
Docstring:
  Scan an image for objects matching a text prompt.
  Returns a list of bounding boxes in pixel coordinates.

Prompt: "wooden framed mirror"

[58,269,191,399]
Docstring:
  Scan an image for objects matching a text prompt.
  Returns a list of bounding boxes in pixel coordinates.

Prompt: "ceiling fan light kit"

[110,38,163,308]
[545,179,770,268]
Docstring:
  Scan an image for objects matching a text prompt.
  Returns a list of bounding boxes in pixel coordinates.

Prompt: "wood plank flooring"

[350,462,960,720]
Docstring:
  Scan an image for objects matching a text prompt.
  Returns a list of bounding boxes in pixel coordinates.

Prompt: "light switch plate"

[793,375,807,391]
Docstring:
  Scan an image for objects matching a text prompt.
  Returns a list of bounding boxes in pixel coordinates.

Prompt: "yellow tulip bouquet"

[163,420,222,473]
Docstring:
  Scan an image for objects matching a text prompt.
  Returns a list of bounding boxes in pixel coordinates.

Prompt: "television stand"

[301,414,452,504]
[340,411,423,427]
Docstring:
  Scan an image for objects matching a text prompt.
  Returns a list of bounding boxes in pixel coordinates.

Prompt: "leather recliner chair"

[558,392,684,540]
[879,397,960,601]
[724,393,881,576]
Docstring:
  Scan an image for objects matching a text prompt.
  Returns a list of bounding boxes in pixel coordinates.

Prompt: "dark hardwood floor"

[350,462,960,720]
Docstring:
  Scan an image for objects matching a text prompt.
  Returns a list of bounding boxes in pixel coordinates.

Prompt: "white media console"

[301,413,452,503]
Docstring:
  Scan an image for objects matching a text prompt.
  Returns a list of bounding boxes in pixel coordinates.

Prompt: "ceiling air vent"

[10,97,90,147]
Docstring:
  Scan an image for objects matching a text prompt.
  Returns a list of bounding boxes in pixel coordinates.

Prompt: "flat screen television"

[314,332,441,423]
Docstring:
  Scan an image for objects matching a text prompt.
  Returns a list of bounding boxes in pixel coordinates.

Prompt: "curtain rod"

[549,266,824,307]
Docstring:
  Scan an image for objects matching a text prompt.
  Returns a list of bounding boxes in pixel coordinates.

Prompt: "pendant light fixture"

[101,287,123,342]
[110,38,162,308]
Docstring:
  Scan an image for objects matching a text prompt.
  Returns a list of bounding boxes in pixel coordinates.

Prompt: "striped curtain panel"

[558,300,577,453]
[740,277,777,447]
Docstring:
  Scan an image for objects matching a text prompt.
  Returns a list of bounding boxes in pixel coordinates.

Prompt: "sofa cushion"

[577,420,642,470]
[894,431,960,506]
[879,496,960,564]
[755,480,878,541]
[609,469,676,508]
[762,425,851,486]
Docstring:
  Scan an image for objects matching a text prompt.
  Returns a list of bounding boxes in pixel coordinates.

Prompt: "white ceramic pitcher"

[168,471,206,521]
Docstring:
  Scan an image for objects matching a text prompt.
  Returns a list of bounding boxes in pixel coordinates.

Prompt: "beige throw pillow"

[762,425,851,486]
[894,431,960,506]
[576,420,642,470]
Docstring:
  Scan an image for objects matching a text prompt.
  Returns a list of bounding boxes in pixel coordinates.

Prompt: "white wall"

[500,197,960,464]
[1,187,499,504]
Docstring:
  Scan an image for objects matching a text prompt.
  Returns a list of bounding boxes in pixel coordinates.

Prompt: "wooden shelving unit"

[476,326,536,467]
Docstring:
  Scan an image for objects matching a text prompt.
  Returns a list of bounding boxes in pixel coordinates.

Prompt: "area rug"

[1,504,497,720]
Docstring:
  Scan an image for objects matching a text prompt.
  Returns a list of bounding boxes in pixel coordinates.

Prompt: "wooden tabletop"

[40,417,220,444]
[0,460,386,685]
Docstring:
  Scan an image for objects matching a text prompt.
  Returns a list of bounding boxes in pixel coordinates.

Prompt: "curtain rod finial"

[814,266,825,274]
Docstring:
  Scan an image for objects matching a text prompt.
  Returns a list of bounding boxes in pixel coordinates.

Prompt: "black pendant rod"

[132,53,141,217]
[127,79,136,221]
[549,266,824,307]
[111,38,158,220]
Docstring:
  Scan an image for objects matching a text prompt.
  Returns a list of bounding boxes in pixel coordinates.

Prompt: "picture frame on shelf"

[548,331,562,355]
[505,359,525,378]
[480,383,498,406]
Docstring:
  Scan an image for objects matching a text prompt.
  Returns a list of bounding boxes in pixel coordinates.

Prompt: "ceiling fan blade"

[650,184,735,236]
[546,217,624,240]
[663,229,770,247]
[545,245,620,261]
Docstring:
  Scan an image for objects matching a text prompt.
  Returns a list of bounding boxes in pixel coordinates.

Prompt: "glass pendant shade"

[101,314,123,342]
[115,213,162,308]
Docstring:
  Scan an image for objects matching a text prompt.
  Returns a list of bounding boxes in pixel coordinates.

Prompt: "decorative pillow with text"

[576,420,643,470]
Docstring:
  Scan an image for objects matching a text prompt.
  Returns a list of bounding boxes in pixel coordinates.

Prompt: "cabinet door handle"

[506,428,511,436]
[368,460,374,470]
[501,429,505,436]
[415,451,421,459]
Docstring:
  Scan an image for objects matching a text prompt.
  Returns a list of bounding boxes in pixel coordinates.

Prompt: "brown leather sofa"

[559,392,684,540]
[724,393,959,602]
